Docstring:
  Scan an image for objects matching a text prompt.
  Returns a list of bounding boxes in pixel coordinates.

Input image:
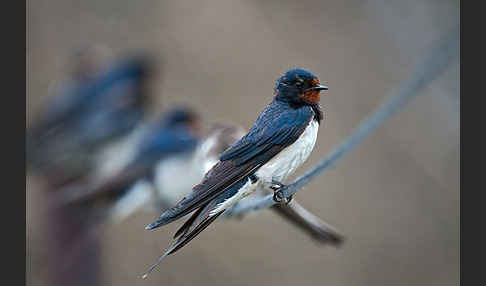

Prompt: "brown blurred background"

[26,0,459,285]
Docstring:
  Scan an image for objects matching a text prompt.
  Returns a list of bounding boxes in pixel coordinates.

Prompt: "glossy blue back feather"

[220,99,315,166]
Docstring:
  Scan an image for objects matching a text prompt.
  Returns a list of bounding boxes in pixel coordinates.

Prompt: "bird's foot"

[270,180,292,204]
[249,174,259,184]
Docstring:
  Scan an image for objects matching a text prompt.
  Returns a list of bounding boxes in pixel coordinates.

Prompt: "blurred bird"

[143,68,330,277]
[26,50,154,187]
[28,48,157,286]
[51,107,201,222]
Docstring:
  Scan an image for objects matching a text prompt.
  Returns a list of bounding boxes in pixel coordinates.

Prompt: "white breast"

[210,120,319,215]
[255,119,319,183]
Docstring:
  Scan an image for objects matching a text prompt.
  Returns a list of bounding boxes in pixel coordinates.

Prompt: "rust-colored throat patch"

[300,78,322,103]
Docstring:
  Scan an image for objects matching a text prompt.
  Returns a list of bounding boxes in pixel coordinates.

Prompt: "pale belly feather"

[255,119,319,183]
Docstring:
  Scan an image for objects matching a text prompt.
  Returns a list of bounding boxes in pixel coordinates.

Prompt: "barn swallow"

[143,68,328,277]
[29,48,156,286]
[30,54,152,147]
[51,107,201,220]
[26,52,154,187]
[103,107,204,222]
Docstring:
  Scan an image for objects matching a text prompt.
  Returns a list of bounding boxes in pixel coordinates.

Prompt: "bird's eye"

[295,81,303,88]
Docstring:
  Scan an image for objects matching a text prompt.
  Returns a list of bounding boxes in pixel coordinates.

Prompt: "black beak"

[305,84,328,92]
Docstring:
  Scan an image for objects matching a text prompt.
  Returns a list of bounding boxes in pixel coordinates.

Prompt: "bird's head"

[274,68,328,106]
[162,106,202,135]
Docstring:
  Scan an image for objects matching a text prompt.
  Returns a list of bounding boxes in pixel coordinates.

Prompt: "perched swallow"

[26,54,154,187]
[51,107,200,219]
[103,107,204,222]
[143,68,328,277]
[30,55,152,146]
[29,48,155,286]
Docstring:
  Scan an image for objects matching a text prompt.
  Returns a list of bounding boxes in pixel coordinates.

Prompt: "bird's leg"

[270,180,292,204]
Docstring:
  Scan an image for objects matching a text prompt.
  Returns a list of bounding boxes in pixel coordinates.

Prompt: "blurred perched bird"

[52,107,201,222]
[28,47,156,286]
[143,68,329,277]
[26,52,154,187]
[147,123,249,213]
[101,123,250,224]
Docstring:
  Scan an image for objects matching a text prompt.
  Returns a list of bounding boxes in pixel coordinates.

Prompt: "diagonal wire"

[225,25,459,217]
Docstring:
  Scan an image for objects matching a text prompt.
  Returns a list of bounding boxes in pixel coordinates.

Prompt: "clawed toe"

[272,191,292,204]
[269,180,292,204]
[273,190,285,203]
[285,194,293,204]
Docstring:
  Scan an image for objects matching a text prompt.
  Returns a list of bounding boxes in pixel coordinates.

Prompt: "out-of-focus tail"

[271,200,344,246]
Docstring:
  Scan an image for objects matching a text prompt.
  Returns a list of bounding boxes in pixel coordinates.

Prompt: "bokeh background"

[26,0,459,285]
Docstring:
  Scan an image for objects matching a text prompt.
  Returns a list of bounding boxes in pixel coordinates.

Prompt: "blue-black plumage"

[142,68,328,278]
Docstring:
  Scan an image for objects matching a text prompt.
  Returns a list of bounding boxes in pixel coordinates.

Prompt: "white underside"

[153,152,205,206]
[108,179,153,223]
[93,124,149,179]
[210,120,319,215]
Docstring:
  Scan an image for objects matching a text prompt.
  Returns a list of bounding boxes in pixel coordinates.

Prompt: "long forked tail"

[271,200,344,246]
[141,200,224,279]
[141,252,170,279]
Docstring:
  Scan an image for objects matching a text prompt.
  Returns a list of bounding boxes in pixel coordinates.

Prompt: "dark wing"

[142,180,244,278]
[145,102,315,230]
[142,203,224,279]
